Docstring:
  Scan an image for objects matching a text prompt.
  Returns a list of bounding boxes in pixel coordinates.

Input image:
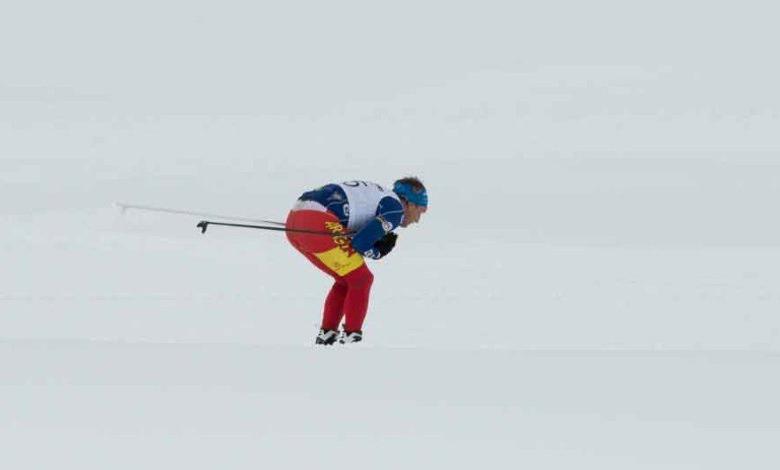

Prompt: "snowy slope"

[2,1,780,468]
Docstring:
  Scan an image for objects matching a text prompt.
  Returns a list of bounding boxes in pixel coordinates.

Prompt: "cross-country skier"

[285,177,428,345]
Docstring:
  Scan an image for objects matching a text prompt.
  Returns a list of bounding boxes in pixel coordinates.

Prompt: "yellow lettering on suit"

[314,221,364,276]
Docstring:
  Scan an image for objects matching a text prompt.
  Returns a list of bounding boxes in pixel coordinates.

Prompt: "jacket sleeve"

[350,196,403,254]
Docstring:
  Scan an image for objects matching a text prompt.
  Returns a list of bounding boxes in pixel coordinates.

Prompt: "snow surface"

[2,1,780,468]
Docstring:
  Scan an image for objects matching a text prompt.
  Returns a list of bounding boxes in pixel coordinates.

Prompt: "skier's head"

[393,176,428,227]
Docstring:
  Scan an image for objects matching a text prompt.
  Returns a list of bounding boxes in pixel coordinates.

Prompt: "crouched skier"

[285,177,428,345]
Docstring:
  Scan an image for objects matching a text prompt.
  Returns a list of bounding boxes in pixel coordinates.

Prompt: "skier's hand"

[363,232,397,260]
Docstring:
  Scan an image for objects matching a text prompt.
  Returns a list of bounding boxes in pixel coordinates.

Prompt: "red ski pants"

[285,208,374,332]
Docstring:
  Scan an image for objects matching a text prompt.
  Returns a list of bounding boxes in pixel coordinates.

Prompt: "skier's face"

[401,201,427,227]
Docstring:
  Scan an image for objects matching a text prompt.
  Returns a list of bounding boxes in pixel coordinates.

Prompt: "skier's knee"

[348,268,373,289]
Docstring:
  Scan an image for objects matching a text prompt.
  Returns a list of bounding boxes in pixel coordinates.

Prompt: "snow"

[2,1,780,468]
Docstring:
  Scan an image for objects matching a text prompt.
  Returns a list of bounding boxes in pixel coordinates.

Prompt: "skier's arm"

[350,197,403,258]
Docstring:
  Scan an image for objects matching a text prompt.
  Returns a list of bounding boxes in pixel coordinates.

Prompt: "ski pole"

[116,202,286,226]
[197,220,353,237]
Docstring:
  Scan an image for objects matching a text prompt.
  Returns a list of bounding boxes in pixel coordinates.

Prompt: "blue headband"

[393,181,428,207]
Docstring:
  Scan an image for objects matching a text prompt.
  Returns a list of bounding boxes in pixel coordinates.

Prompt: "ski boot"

[315,328,339,345]
[340,330,363,344]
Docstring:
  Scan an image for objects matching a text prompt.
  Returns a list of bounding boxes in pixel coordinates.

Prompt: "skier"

[285,177,428,345]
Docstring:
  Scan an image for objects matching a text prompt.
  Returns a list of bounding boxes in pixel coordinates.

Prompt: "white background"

[2,1,779,468]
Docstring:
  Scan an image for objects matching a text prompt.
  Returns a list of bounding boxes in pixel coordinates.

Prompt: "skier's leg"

[296,251,348,330]
[341,265,374,333]
[321,280,348,331]
[300,250,372,334]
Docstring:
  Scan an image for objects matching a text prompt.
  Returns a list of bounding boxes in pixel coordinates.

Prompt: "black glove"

[363,232,397,260]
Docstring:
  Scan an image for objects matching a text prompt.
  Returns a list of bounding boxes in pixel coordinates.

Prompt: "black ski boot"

[315,328,339,345]
[340,330,363,344]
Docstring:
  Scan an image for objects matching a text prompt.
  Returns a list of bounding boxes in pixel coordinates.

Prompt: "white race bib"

[337,181,400,230]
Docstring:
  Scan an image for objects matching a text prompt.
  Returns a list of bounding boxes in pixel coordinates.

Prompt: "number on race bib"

[343,180,385,191]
